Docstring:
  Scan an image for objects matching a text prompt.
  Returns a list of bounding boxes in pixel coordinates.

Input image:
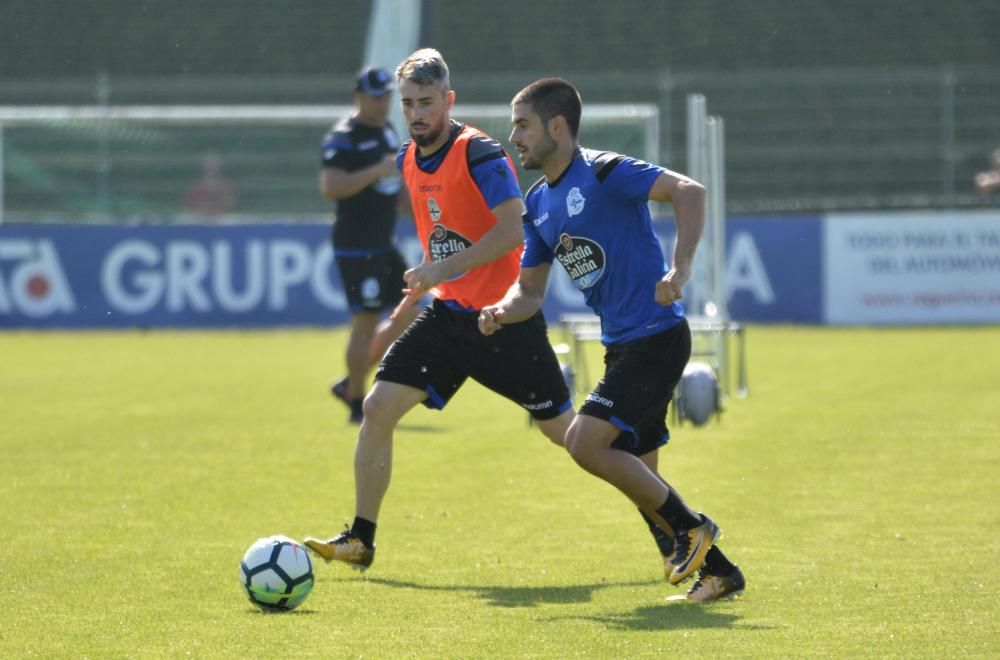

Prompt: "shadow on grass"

[245,607,319,616]
[546,603,758,632]
[362,576,659,608]
[395,424,445,433]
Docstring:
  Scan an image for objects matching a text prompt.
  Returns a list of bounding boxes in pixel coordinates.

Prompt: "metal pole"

[686,94,708,317]
[941,65,956,206]
[97,71,111,218]
[0,123,5,225]
[707,116,727,321]
[707,115,728,395]
[657,70,673,167]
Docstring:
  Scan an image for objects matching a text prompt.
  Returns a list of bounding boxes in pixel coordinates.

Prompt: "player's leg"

[637,449,677,571]
[367,300,421,366]
[354,380,428,520]
[366,249,422,367]
[568,320,720,585]
[345,310,380,418]
[535,408,573,447]
[638,448,742,597]
[463,308,573,448]
[330,255,368,420]
[307,301,468,570]
[304,380,425,570]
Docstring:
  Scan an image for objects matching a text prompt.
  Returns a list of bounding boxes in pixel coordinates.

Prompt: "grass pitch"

[1,325,998,658]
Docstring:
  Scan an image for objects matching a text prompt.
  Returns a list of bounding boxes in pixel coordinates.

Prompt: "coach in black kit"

[320,66,419,424]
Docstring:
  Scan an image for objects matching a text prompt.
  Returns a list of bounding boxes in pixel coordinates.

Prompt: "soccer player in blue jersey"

[479,78,745,601]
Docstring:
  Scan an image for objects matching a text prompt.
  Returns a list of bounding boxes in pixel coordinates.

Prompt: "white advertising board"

[824,211,1000,325]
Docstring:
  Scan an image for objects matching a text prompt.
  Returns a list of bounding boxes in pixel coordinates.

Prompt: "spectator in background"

[320,66,419,424]
[974,147,1000,198]
[182,152,238,217]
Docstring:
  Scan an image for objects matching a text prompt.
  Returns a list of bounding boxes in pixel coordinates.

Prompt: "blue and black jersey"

[321,116,402,252]
[521,147,684,345]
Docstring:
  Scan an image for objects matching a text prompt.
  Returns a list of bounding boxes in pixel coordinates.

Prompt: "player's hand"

[656,265,691,306]
[391,262,440,321]
[402,262,444,295]
[478,306,505,336]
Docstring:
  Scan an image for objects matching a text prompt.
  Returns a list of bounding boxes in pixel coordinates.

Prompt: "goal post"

[0,103,659,222]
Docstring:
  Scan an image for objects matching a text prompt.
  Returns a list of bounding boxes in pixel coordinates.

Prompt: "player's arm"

[478,263,551,335]
[319,155,397,201]
[648,169,706,304]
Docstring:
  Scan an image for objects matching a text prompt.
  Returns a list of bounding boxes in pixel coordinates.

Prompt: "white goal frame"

[0,102,659,225]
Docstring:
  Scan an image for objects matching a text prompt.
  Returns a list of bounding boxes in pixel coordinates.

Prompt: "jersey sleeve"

[594,152,665,204]
[520,199,555,268]
[320,128,354,169]
[395,142,409,170]
[467,135,521,209]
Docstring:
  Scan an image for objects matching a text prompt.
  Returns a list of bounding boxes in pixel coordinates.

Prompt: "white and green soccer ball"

[239,535,314,612]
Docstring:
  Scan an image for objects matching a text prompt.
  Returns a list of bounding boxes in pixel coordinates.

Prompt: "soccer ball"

[677,362,721,426]
[239,535,314,612]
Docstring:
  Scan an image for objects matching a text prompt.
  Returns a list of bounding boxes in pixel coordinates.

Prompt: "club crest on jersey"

[566,186,586,217]
[555,233,606,289]
[429,224,473,280]
[427,197,442,222]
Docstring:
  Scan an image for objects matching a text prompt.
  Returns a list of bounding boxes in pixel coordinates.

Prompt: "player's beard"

[410,116,447,148]
[520,131,558,170]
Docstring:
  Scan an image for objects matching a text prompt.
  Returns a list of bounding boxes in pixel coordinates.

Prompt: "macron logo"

[585,393,614,408]
[533,212,549,227]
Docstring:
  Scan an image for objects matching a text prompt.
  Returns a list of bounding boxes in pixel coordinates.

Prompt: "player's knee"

[536,415,570,448]
[542,427,564,447]
[564,429,600,471]
[360,389,396,429]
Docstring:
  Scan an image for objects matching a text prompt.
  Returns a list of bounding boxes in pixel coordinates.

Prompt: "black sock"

[639,509,675,556]
[351,516,377,548]
[702,545,737,576]
[654,489,702,532]
[350,398,364,416]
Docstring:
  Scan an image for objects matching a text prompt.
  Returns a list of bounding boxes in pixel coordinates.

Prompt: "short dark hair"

[512,78,582,138]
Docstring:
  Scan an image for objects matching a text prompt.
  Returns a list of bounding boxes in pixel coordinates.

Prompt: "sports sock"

[350,398,364,417]
[654,489,702,532]
[639,508,675,556]
[702,545,737,576]
[351,516,377,548]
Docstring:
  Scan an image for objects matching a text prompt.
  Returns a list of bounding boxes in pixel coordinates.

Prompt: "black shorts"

[579,319,691,456]
[335,250,407,313]
[376,299,572,421]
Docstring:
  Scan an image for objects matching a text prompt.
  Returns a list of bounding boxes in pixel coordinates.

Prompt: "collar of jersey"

[546,146,583,190]
[414,120,465,173]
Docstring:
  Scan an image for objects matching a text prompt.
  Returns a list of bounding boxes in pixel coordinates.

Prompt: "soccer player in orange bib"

[305,49,574,570]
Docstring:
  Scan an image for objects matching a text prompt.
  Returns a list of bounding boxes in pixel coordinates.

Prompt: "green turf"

[2,326,998,658]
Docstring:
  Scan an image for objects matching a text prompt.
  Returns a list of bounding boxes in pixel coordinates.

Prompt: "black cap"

[355,66,395,97]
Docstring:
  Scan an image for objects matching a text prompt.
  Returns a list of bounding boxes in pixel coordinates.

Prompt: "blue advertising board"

[0,216,825,329]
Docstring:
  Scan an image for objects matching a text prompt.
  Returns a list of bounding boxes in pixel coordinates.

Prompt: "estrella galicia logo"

[555,233,605,289]
[428,224,473,280]
[427,197,442,222]
[566,186,586,217]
